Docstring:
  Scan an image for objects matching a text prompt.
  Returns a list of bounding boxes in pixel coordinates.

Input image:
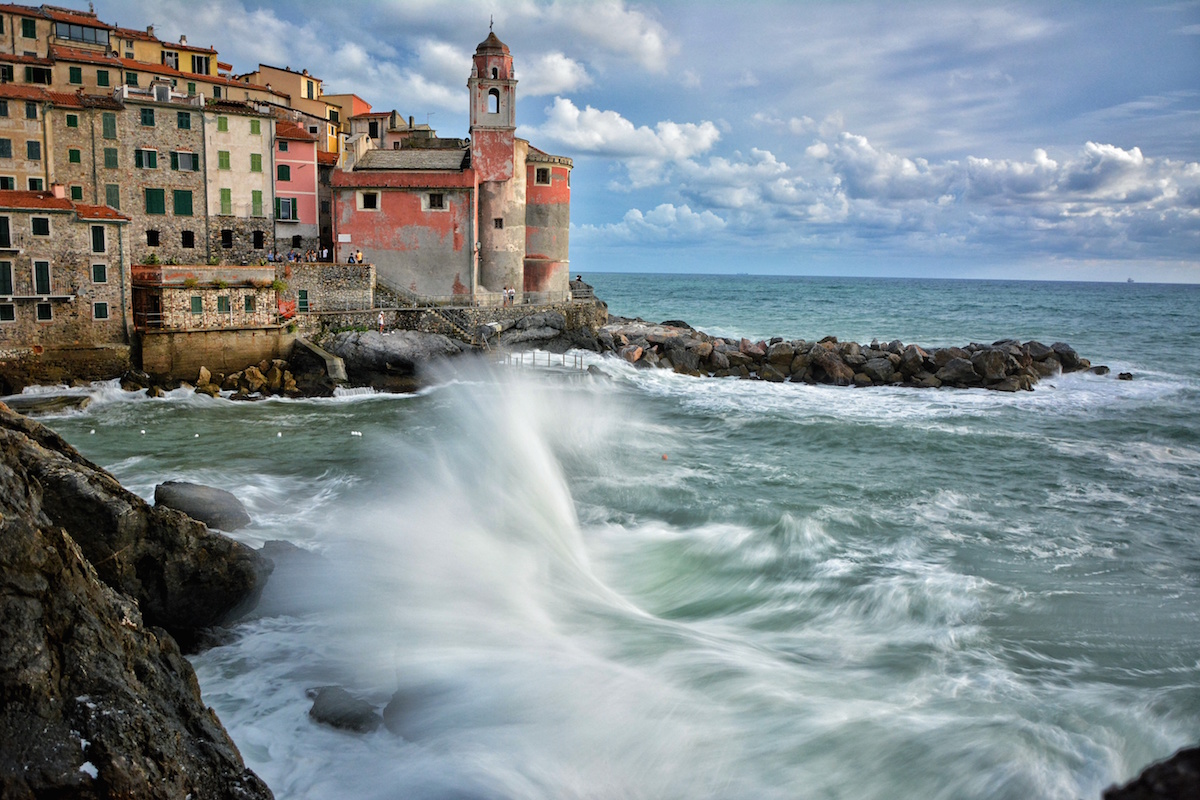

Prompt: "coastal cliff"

[0,403,272,798]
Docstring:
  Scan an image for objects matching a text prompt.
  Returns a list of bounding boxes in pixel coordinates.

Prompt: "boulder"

[971,349,1015,383]
[861,357,895,384]
[740,339,767,358]
[987,376,1023,392]
[194,382,221,398]
[154,480,252,532]
[853,373,873,387]
[0,405,268,648]
[0,404,272,799]
[198,366,211,385]
[708,349,730,370]
[935,357,983,387]
[1032,356,1062,377]
[1024,340,1054,361]
[241,366,268,393]
[760,364,787,382]
[1118,372,1133,381]
[1091,365,1111,376]
[767,342,794,366]
[325,330,467,384]
[808,348,856,386]
[932,347,970,368]
[308,687,382,733]
[899,344,928,376]
[1051,342,1083,371]
[618,345,643,363]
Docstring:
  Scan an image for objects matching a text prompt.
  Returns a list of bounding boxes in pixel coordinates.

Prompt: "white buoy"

[277,431,282,437]
[194,433,199,438]
[89,429,95,435]
[140,429,146,435]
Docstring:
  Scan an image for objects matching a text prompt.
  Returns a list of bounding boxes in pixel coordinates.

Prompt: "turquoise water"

[41,274,1200,799]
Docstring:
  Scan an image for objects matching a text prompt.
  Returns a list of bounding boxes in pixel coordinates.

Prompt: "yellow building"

[236,64,340,153]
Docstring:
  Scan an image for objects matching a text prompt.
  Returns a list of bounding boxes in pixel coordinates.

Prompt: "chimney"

[408,115,414,128]
[179,35,187,45]
[50,184,66,199]
[146,25,154,37]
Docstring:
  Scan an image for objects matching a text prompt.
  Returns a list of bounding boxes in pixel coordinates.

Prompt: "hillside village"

[0,2,582,389]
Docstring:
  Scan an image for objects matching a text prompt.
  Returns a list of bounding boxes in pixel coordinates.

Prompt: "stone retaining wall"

[141,326,297,379]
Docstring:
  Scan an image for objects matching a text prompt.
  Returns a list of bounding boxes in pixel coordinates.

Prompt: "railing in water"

[499,351,587,370]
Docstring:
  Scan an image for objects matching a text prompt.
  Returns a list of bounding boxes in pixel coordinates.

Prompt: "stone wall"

[207,215,274,266]
[141,325,296,379]
[279,261,374,314]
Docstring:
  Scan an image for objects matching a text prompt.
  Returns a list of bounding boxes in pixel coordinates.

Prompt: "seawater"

[41,275,1200,799]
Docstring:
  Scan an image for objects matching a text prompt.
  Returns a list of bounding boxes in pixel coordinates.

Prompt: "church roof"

[475,31,509,55]
[356,149,469,171]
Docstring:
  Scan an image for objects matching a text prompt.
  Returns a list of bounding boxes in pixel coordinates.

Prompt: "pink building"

[273,120,318,253]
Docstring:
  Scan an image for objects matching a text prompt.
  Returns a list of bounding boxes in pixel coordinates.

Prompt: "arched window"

[491,67,498,79]
[488,88,500,114]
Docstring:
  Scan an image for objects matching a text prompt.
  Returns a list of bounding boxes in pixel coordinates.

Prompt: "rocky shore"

[596,316,1119,390]
[0,402,273,798]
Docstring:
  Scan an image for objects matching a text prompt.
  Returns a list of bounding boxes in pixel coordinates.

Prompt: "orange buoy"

[662,454,668,460]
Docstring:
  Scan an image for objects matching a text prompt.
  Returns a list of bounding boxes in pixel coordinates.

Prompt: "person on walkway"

[355,249,364,264]
[378,311,385,334]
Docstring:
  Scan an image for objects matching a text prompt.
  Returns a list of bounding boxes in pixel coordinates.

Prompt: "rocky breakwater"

[0,402,272,798]
[321,329,478,392]
[599,318,1114,391]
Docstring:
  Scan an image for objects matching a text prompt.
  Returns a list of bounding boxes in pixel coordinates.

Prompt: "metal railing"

[374,275,575,309]
[500,351,587,370]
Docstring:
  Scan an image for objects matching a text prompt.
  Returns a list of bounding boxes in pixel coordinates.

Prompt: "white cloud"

[540,0,676,72]
[579,203,726,243]
[520,52,591,96]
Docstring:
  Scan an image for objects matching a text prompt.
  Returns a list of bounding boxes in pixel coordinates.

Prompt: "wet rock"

[0,393,93,415]
[936,357,983,387]
[1103,745,1200,800]
[808,348,856,386]
[1090,365,1111,376]
[307,687,382,733]
[861,357,895,384]
[154,480,252,532]
[326,329,469,388]
[1052,342,1083,371]
[760,364,787,382]
[972,349,1015,383]
[1118,372,1133,381]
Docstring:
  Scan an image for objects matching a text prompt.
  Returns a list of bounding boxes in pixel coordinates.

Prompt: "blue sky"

[96,0,1200,282]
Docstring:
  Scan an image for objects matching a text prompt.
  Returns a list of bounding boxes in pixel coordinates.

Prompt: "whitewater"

[41,274,1200,799]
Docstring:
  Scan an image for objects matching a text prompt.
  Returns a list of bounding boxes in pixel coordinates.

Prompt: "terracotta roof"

[161,40,217,55]
[352,111,392,119]
[50,43,121,65]
[74,203,129,221]
[0,4,41,15]
[41,7,110,28]
[475,31,510,55]
[276,120,316,141]
[355,149,470,171]
[0,84,52,101]
[0,190,73,211]
[0,52,53,66]
[316,150,339,166]
[110,25,157,42]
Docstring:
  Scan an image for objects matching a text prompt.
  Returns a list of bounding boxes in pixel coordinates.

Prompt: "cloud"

[519,52,591,96]
[578,203,726,243]
[539,0,676,72]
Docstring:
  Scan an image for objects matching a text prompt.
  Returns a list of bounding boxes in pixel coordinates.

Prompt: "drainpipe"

[40,101,51,189]
[200,110,211,264]
[89,106,99,204]
[117,222,130,344]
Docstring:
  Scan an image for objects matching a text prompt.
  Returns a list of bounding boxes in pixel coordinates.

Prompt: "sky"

[90,0,1200,282]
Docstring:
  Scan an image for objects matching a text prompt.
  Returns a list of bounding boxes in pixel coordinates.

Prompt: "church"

[330,31,573,304]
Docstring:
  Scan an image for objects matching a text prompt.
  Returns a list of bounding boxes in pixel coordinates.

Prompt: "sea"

[36,273,1200,799]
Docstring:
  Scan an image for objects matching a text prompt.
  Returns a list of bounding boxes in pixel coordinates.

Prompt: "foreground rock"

[1103,745,1200,799]
[0,403,268,649]
[155,480,252,532]
[598,318,1109,391]
[0,403,272,798]
[307,687,382,733]
[323,329,474,391]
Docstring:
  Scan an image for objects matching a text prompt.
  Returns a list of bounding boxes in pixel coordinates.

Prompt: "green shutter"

[217,116,228,132]
[250,153,262,172]
[191,296,202,314]
[102,112,116,139]
[0,262,11,294]
[274,197,280,219]
[104,184,119,209]
[66,114,78,128]
[170,151,178,171]
[217,296,230,313]
[69,66,82,84]
[277,164,290,181]
[252,190,263,217]
[218,150,230,170]
[70,186,83,200]
[173,190,193,217]
[145,188,165,214]
[250,119,261,135]
[104,147,117,168]
[220,188,232,215]
[141,108,154,126]
[68,149,81,163]
[96,70,109,87]
[292,198,299,220]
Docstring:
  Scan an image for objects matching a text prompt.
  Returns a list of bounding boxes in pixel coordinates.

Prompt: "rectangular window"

[250,119,261,135]
[191,55,210,75]
[104,184,119,209]
[535,167,551,185]
[221,229,233,248]
[25,67,51,84]
[0,261,11,293]
[220,188,232,215]
[146,229,160,246]
[70,185,82,200]
[278,140,288,152]
[186,81,196,96]
[33,261,50,293]
[0,178,11,190]
[25,102,37,120]
[69,148,81,164]
[493,217,503,229]
[36,302,51,321]
[93,301,109,319]
[244,294,255,312]
[144,188,165,215]
[250,153,262,172]
[162,51,178,70]
[91,263,107,283]
[217,295,230,313]
[96,69,109,87]
[277,164,290,181]
[69,66,82,84]
[31,217,49,236]
[368,120,379,139]
[181,230,195,248]
[217,116,228,132]
[0,100,7,118]
[213,86,221,99]
[28,178,43,191]
[361,192,378,210]
[170,151,197,171]
[218,150,230,170]
[276,197,298,220]
[103,147,118,169]
[0,305,13,322]
[134,149,157,169]
[91,226,105,253]
[428,192,444,209]
[0,67,9,84]
[251,190,263,217]
[176,111,191,130]
[26,141,41,160]
[306,80,314,100]
[0,219,9,249]
[21,18,35,38]
[297,289,309,313]
[190,295,202,314]
[0,140,10,159]
[66,113,78,128]
[173,190,193,216]
[126,71,138,87]
[252,229,264,249]
[102,112,116,139]
[140,108,155,127]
